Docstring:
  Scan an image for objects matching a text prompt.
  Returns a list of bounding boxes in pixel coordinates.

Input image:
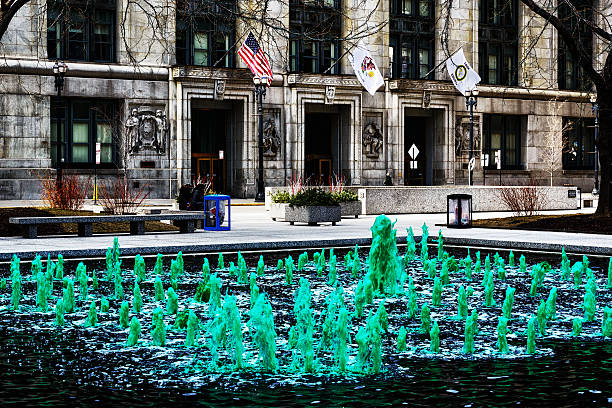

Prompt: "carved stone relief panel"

[325,86,336,104]
[126,107,169,155]
[363,113,383,159]
[262,109,282,157]
[455,115,480,158]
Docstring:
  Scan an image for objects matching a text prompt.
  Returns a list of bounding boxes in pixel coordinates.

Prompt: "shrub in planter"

[332,190,358,203]
[287,189,339,207]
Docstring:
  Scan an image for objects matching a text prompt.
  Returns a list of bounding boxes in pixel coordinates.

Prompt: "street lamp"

[465,88,479,186]
[253,76,268,202]
[590,94,599,195]
[53,60,68,183]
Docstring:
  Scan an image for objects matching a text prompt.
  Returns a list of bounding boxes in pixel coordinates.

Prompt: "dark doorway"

[191,108,228,193]
[305,112,338,184]
[404,116,428,185]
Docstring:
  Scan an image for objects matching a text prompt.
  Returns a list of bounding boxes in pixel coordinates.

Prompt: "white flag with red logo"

[349,42,384,96]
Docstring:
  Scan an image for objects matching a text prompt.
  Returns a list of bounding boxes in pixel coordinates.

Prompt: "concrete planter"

[270,202,289,221]
[340,200,361,218]
[284,205,341,226]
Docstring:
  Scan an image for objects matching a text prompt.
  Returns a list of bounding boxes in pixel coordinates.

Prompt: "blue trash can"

[204,195,231,231]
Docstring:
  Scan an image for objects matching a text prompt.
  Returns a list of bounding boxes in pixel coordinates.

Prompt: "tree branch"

[520,0,605,89]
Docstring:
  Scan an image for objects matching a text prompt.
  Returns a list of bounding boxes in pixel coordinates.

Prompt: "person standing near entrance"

[384,172,393,186]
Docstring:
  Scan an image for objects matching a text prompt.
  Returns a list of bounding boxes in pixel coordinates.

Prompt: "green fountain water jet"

[483,255,491,285]
[484,272,495,307]
[101,296,109,312]
[440,261,450,285]
[502,286,515,319]
[185,309,199,347]
[420,223,429,260]
[276,259,284,271]
[318,286,344,353]
[429,321,440,353]
[202,257,210,278]
[133,282,143,313]
[407,279,418,319]
[217,253,224,269]
[328,253,337,286]
[405,227,416,262]
[572,261,583,289]
[250,273,260,307]
[0,278,5,291]
[432,277,442,306]
[508,250,515,267]
[36,272,48,312]
[237,251,248,283]
[126,316,141,346]
[208,273,222,313]
[228,262,237,277]
[31,254,42,279]
[437,230,444,260]
[152,307,166,346]
[113,262,124,299]
[367,215,402,295]
[166,287,178,315]
[85,300,98,327]
[496,316,509,354]
[530,262,547,296]
[527,316,536,354]
[63,279,75,313]
[285,256,294,285]
[536,300,547,335]
[571,318,582,336]
[54,299,65,326]
[355,309,384,374]
[55,254,64,280]
[457,285,468,319]
[561,248,570,279]
[333,306,350,372]
[583,276,597,321]
[92,270,98,291]
[153,253,163,276]
[497,261,506,281]
[421,304,431,334]
[257,255,265,276]
[602,307,612,338]
[223,295,245,369]
[297,252,307,271]
[78,262,88,301]
[464,253,473,281]
[247,294,278,372]
[545,287,557,320]
[607,257,612,288]
[119,300,129,328]
[170,259,181,283]
[292,277,316,372]
[463,311,477,354]
[154,276,165,301]
[397,326,407,352]
[134,254,146,283]
[354,279,365,317]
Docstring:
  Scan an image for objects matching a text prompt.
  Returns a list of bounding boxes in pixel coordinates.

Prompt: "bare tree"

[539,98,575,186]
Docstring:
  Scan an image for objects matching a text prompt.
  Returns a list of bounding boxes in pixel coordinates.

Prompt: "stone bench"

[9,212,205,238]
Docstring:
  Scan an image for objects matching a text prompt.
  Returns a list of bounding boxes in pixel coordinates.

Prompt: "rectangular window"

[562,117,595,169]
[47,0,115,63]
[390,0,434,80]
[50,99,117,167]
[483,115,523,169]
[289,0,341,74]
[176,0,236,67]
[479,0,518,86]
[558,0,593,90]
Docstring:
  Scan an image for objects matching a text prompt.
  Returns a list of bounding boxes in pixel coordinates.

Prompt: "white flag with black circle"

[446,48,481,96]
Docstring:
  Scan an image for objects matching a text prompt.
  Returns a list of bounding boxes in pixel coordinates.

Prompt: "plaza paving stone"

[0,204,610,260]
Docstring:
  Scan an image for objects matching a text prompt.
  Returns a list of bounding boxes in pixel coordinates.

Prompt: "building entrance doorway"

[191,108,228,193]
[404,111,434,185]
[304,104,351,184]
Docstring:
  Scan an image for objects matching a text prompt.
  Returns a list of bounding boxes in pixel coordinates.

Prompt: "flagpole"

[421,45,467,79]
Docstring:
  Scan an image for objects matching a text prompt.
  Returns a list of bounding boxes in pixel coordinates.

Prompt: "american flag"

[238,32,273,86]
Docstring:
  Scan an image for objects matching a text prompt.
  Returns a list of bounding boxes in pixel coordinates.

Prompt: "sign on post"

[468,157,475,171]
[408,144,419,160]
[95,143,101,164]
[495,150,501,170]
[410,160,418,169]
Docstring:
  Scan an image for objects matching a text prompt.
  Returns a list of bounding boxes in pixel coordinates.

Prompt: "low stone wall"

[265,186,580,214]
[357,186,579,214]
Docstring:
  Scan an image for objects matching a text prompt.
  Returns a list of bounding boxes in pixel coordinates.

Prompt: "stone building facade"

[0,0,604,199]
